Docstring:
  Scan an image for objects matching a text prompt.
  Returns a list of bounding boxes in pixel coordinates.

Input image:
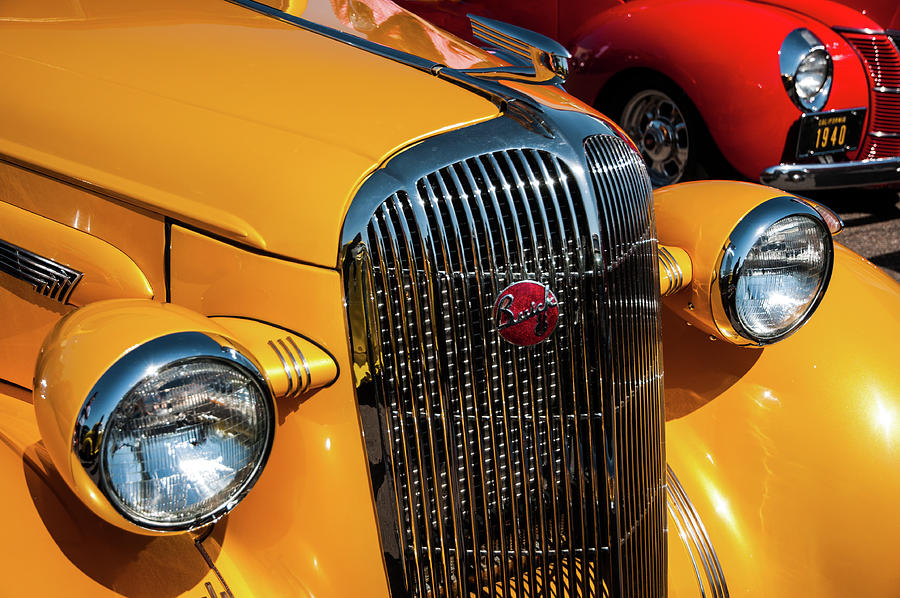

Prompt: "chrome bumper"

[760,156,900,190]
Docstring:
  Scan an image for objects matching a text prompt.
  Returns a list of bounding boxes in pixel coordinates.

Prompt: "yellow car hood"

[0,0,499,267]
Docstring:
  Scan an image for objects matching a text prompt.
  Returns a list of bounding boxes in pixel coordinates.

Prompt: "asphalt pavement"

[808,189,900,283]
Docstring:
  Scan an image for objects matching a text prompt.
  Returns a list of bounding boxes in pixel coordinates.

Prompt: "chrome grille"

[344,135,665,597]
[585,136,666,598]
[843,32,900,159]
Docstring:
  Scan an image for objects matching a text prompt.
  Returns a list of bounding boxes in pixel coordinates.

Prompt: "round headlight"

[780,29,833,112]
[75,332,275,531]
[715,198,833,345]
[795,49,830,99]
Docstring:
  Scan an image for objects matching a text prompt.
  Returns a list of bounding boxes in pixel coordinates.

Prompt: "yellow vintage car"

[1,0,898,596]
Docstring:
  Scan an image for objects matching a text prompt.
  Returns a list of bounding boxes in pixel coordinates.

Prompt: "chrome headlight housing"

[714,197,834,345]
[780,28,833,112]
[74,332,275,531]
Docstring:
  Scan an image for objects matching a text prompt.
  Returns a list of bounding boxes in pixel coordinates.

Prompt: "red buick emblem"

[493,280,560,346]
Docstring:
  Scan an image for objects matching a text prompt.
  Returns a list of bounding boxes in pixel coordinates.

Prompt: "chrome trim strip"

[658,246,683,296]
[667,465,728,598]
[286,336,312,394]
[267,339,294,397]
[874,86,900,94]
[277,338,303,399]
[870,130,900,138]
[0,238,83,303]
[71,331,275,532]
[224,0,438,74]
[760,156,900,190]
[224,0,568,102]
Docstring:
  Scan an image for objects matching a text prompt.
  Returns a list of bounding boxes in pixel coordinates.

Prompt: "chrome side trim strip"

[224,0,567,102]
[223,0,439,74]
[658,246,683,297]
[286,336,312,394]
[0,238,83,303]
[268,340,294,397]
[667,465,728,598]
[277,338,304,399]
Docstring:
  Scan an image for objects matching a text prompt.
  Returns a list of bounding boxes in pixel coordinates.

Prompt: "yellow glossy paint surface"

[0,199,151,387]
[171,226,390,598]
[664,244,900,595]
[0,160,166,388]
[0,0,498,267]
[0,160,167,300]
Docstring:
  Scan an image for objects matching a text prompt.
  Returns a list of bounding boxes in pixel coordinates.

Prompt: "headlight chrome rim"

[779,28,833,112]
[73,331,275,531]
[713,197,834,346]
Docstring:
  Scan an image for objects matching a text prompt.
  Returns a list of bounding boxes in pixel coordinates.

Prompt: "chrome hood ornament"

[464,14,571,85]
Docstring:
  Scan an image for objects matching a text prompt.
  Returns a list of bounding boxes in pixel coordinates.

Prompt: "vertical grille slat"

[346,135,665,597]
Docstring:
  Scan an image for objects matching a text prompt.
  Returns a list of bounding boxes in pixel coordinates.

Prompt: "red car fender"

[755,0,895,30]
[564,0,870,181]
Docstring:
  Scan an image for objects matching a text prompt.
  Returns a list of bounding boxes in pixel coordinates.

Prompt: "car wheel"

[603,76,720,187]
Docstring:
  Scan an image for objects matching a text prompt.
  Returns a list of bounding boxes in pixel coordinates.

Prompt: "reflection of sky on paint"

[871,395,897,446]
[753,388,782,409]
[698,472,746,549]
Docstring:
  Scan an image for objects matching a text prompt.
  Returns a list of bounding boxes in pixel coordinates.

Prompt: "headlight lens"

[795,49,829,100]
[780,29,833,112]
[102,357,272,528]
[733,215,829,339]
[717,198,833,344]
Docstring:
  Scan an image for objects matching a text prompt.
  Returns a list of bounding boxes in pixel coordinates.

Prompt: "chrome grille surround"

[342,109,665,598]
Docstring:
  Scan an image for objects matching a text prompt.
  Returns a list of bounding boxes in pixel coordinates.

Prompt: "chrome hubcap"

[621,90,690,186]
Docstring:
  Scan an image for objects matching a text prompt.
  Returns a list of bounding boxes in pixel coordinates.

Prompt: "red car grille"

[859,136,900,160]
[843,33,900,87]
[843,32,900,159]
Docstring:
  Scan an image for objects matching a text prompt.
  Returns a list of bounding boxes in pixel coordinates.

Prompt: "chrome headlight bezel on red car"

[780,28,833,112]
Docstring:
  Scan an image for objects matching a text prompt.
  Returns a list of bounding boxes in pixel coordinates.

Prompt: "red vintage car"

[397,0,900,190]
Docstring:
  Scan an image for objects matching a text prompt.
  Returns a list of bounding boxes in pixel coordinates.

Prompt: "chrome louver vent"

[0,238,82,303]
[343,133,665,598]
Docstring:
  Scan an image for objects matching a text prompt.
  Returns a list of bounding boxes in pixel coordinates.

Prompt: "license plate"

[796,108,865,158]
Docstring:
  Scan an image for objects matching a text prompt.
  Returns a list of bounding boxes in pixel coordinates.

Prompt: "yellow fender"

[658,182,900,596]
